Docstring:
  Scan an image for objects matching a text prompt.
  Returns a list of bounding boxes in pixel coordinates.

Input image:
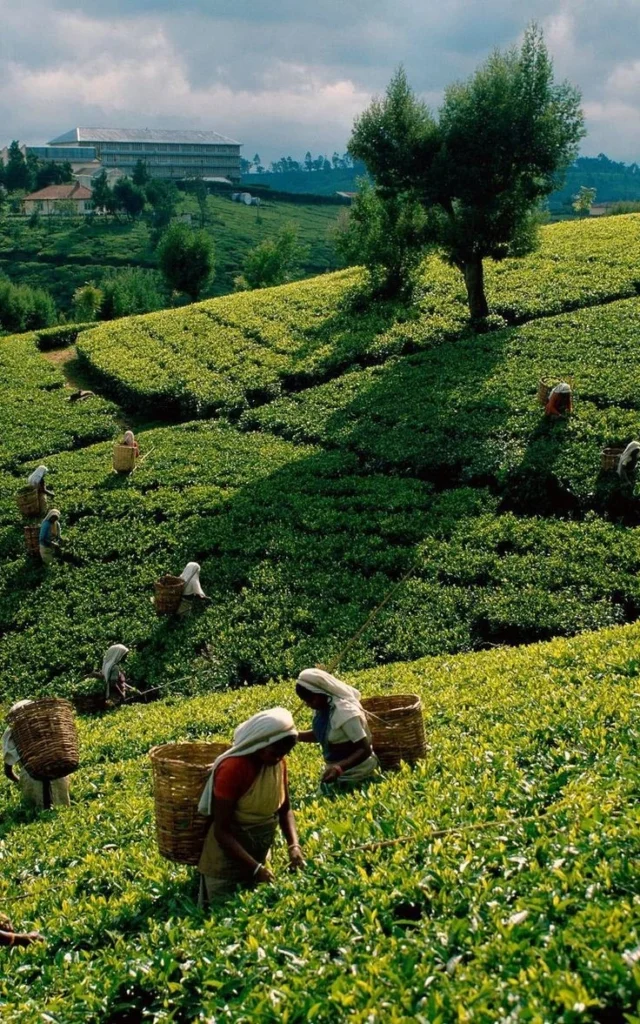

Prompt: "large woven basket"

[7,698,79,781]
[71,683,107,716]
[150,741,230,865]
[362,693,427,770]
[15,486,40,518]
[23,525,41,557]
[154,575,185,616]
[601,446,625,472]
[113,444,136,473]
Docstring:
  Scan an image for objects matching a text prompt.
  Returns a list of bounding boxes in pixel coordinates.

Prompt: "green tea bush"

[0,624,638,1021]
[0,332,116,470]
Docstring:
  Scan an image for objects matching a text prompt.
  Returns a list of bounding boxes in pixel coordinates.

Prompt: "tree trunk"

[462,254,489,322]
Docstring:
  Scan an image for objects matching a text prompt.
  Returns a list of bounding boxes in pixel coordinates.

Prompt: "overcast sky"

[1,0,639,164]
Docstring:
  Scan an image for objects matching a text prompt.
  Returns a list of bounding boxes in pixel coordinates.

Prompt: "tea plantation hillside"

[0,625,638,1021]
[3,219,640,700]
[75,215,640,419]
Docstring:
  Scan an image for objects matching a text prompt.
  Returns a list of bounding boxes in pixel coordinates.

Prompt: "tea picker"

[544,381,572,418]
[27,465,54,516]
[38,509,62,566]
[295,668,378,788]
[617,441,640,484]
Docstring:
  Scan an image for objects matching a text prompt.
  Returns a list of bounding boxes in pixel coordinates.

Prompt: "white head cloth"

[28,465,47,487]
[43,509,60,522]
[101,644,129,686]
[2,700,33,766]
[549,382,571,396]
[297,667,365,732]
[198,706,297,815]
[180,562,206,598]
[123,431,135,446]
[618,441,640,475]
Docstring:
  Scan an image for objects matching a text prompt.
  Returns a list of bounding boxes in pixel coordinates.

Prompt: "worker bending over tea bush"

[296,668,378,787]
[197,708,304,903]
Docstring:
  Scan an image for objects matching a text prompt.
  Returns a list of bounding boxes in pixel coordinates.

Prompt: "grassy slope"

[0,194,342,314]
[0,624,638,1021]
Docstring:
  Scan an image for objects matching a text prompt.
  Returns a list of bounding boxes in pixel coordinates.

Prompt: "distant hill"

[245,153,640,211]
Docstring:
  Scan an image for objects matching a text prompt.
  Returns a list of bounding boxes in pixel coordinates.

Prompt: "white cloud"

[0,0,638,161]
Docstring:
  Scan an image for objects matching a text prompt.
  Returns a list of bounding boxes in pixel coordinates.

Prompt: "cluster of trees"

[0,276,57,333]
[241,152,360,175]
[72,268,165,322]
[91,160,180,227]
[235,225,305,291]
[0,141,74,194]
[338,25,585,320]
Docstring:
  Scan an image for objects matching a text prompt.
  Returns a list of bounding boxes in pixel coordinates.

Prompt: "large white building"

[47,127,242,182]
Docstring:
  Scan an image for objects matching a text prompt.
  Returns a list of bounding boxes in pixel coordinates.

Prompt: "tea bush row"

[3,423,640,702]
[0,624,638,1021]
[75,217,640,420]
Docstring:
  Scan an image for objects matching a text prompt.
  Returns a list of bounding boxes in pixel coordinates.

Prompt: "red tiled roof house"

[23,182,94,216]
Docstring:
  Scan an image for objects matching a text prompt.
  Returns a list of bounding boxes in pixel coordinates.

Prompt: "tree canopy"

[348,25,585,318]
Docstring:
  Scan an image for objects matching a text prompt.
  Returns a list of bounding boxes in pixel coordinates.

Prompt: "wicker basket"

[23,525,41,557]
[154,575,185,616]
[601,446,625,472]
[150,741,230,865]
[7,698,79,781]
[362,693,427,770]
[71,684,107,716]
[113,444,136,474]
[15,486,40,518]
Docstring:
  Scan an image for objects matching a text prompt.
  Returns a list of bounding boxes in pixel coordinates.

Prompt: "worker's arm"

[0,929,45,947]
[4,763,18,784]
[213,798,274,883]
[278,785,304,870]
[296,730,317,743]
[321,738,372,783]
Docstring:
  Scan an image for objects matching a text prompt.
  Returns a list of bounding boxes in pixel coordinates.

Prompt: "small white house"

[23,182,94,216]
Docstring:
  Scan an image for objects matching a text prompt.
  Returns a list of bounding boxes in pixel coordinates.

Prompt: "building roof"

[24,183,92,201]
[49,127,240,146]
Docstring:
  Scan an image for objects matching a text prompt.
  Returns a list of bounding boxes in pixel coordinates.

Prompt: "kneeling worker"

[545,382,572,418]
[197,708,304,903]
[2,700,70,810]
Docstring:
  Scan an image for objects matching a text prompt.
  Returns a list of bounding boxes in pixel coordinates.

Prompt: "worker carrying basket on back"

[295,668,378,789]
[197,708,304,904]
[2,700,71,810]
[28,465,54,516]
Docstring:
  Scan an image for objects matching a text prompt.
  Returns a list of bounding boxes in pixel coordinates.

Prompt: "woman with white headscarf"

[101,644,131,704]
[617,441,640,484]
[28,465,54,515]
[296,668,378,787]
[122,430,139,457]
[545,382,572,418]
[3,701,71,810]
[178,562,208,616]
[197,707,303,903]
[38,509,62,565]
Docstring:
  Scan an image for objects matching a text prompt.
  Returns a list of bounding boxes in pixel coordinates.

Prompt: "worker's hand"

[254,865,275,885]
[15,931,45,947]
[321,765,342,784]
[288,846,305,871]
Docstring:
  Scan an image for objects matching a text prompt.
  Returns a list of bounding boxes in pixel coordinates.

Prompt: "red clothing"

[213,755,288,803]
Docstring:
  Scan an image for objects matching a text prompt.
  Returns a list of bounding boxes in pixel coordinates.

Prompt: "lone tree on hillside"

[158,223,215,300]
[348,26,585,319]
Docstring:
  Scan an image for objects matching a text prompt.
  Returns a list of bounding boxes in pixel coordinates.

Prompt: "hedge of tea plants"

[0,331,116,470]
[0,623,638,1022]
[4,418,640,703]
[243,296,640,512]
[75,216,640,420]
